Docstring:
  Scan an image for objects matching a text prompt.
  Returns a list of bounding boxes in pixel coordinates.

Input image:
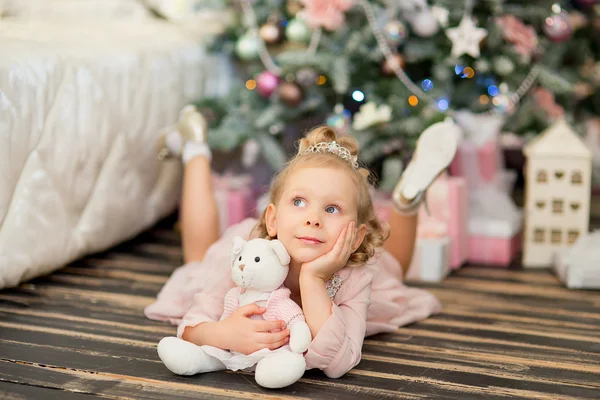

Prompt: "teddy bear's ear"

[270,240,290,266]
[231,236,246,265]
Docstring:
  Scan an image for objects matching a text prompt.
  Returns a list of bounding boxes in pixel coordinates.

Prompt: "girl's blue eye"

[325,206,340,214]
[293,198,307,207]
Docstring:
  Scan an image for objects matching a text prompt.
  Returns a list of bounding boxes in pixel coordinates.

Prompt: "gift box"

[497,169,517,195]
[447,112,524,266]
[213,174,255,234]
[468,223,522,266]
[450,111,507,190]
[583,118,600,194]
[450,139,501,185]
[553,231,600,289]
[466,189,523,266]
[417,174,468,269]
[406,237,451,283]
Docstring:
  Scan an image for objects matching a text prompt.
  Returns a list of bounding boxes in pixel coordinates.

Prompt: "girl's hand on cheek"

[301,221,357,281]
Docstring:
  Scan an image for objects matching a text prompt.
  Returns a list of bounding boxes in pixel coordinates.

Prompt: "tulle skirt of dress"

[201,344,295,372]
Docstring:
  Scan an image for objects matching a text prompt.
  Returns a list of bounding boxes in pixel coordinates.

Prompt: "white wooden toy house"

[523,120,592,267]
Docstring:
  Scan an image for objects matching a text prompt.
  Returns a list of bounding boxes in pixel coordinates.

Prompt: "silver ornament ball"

[286,18,311,43]
[295,68,318,86]
[410,11,439,37]
[259,22,284,45]
[474,59,491,74]
[493,56,515,76]
[543,11,573,42]
[236,33,260,61]
[384,20,408,46]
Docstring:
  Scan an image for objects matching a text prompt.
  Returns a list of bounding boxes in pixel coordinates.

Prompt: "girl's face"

[265,166,365,265]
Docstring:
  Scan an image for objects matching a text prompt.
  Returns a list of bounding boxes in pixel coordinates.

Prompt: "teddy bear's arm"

[280,300,306,327]
[264,288,305,325]
[265,294,311,353]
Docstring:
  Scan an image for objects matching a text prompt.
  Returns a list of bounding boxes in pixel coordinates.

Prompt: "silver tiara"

[302,141,359,169]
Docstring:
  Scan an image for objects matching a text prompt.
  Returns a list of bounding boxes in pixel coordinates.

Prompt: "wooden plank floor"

[1,216,600,399]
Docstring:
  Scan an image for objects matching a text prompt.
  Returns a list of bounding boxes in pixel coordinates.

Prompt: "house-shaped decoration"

[523,119,592,268]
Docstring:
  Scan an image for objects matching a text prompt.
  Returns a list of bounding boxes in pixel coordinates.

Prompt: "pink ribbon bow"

[299,0,354,31]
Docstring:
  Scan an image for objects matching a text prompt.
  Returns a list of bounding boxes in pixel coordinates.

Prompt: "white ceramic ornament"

[285,18,311,43]
[445,16,488,58]
[236,32,260,60]
[410,10,439,37]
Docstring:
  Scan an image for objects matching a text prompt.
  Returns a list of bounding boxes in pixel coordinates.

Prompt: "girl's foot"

[156,126,184,161]
[156,105,211,163]
[392,118,460,214]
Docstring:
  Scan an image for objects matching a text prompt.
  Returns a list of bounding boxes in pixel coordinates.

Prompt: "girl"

[146,105,458,380]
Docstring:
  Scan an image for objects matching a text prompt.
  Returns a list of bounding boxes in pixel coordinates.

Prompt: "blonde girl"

[146,106,458,382]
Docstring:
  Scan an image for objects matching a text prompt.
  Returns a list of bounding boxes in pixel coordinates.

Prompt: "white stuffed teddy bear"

[157,237,312,389]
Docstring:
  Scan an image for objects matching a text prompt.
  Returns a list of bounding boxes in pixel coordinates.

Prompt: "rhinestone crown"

[302,141,359,169]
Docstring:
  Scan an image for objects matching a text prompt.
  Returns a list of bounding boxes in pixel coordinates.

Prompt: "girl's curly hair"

[252,126,389,267]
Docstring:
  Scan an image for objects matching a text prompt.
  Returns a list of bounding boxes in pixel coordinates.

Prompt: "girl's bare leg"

[383,211,418,278]
[388,118,460,278]
[180,156,220,263]
[158,105,220,263]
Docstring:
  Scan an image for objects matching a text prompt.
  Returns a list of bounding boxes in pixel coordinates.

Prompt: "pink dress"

[145,218,442,378]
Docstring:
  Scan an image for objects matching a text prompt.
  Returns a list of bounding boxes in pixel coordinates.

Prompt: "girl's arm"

[181,287,239,347]
[182,320,226,347]
[302,267,373,378]
[299,220,365,338]
[299,272,334,336]
[182,304,289,354]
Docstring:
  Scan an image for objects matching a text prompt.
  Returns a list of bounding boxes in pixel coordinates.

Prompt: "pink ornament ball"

[256,71,280,97]
[543,12,573,42]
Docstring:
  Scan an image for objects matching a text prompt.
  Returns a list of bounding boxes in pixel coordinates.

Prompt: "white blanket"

[0,12,231,288]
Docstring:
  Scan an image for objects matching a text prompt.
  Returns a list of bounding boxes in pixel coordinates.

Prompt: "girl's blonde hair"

[252,126,389,268]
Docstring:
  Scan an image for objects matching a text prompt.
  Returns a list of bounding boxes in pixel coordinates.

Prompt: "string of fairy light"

[239,0,541,116]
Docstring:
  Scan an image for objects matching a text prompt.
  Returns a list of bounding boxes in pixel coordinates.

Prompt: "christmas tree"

[183,0,599,183]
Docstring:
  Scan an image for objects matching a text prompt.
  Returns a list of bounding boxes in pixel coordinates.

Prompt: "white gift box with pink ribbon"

[416,174,469,269]
[405,181,456,282]
[449,111,507,191]
[448,111,524,266]
[553,230,600,289]
[466,187,523,266]
[406,237,452,283]
[212,173,255,234]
